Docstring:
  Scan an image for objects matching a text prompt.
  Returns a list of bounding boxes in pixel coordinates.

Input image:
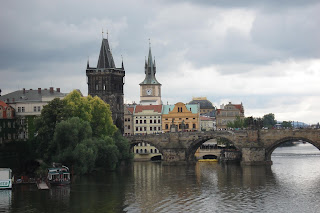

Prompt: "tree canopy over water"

[33,90,132,174]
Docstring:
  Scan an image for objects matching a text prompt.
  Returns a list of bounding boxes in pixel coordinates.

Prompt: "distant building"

[188,97,215,117]
[162,102,200,133]
[86,38,125,132]
[0,101,17,144]
[216,102,244,129]
[139,44,162,105]
[133,142,162,161]
[133,105,162,135]
[124,105,134,136]
[200,116,216,131]
[0,87,67,141]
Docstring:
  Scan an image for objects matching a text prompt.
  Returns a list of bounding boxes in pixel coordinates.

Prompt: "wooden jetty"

[37,181,50,190]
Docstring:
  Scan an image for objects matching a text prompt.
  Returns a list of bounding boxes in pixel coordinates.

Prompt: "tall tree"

[263,113,277,128]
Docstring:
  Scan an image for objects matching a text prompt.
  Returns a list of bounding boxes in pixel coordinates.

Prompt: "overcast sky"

[1,0,319,124]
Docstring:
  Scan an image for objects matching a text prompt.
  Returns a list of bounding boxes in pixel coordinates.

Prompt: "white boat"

[0,168,13,189]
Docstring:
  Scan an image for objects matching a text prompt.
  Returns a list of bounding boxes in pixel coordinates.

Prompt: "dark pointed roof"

[140,45,160,85]
[97,39,116,69]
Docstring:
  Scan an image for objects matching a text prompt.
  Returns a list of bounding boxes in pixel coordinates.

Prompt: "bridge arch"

[186,136,239,161]
[265,137,320,161]
[129,140,164,157]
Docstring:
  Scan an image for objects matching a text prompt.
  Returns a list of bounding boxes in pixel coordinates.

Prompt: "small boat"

[47,165,71,186]
[0,168,13,189]
[198,159,218,162]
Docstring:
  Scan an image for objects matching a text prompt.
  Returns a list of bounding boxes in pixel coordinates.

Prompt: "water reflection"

[0,190,11,212]
[4,144,320,212]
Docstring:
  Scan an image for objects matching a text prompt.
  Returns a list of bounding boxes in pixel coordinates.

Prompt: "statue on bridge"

[247,116,264,130]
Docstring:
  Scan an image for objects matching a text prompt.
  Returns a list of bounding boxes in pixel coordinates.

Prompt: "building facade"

[86,38,125,132]
[124,105,134,136]
[139,45,161,105]
[0,87,67,141]
[216,102,244,129]
[0,101,17,144]
[162,102,200,133]
[200,116,216,131]
[133,105,162,135]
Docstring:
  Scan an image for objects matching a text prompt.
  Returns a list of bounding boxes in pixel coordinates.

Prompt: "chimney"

[38,88,41,94]
[56,88,60,93]
[50,87,54,93]
[23,88,25,94]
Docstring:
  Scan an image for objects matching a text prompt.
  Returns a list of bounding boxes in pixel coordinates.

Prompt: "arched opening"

[188,137,239,162]
[130,141,163,162]
[266,137,320,162]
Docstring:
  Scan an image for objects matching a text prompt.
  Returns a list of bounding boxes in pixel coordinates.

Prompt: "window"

[165,124,169,129]
[136,120,138,124]
[140,127,142,131]
[18,107,21,112]
[145,149,147,153]
[140,149,143,153]
[8,122,11,128]
[136,127,138,131]
[128,118,130,122]
[22,107,25,112]
[144,120,146,124]
[150,149,153,153]
[125,118,127,122]
[128,125,130,129]
[34,106,37,112]
[158,120,161,123]
[140,120,142,124]
[154,120,156,123]
[154,127,156,131]
[136,149,139,153]
[150,127,152,131]
[96,84,99,90]
[193,124,196,129]
[144,127,147,131]
[38,106,41,112]
[150,120,152,124]
[186,118,189,120]
[158,127,161,131]
[155,149,158,153]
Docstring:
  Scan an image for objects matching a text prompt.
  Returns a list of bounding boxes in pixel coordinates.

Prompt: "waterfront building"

[200,116,216,131]
[0,87,67,141]
[124,105,134,136]
[86,38,125,132]
[139,44,161,105]
[133,142,162,161]
[162,102,200,133]
[188,97,216,117]
[216,102,244,129]
[133,105,162,135]
[194,139,221,160]
[0,101,17,144]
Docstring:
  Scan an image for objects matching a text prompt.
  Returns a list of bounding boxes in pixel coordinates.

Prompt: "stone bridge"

[127,129,320,165]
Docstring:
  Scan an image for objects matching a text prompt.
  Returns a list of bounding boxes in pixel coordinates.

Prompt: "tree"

[281,121,292,128]
[64,90,117,137]
[263,113,277,128]
[227,116,246,128]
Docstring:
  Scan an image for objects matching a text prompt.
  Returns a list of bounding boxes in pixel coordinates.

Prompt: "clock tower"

[140,43,162,105]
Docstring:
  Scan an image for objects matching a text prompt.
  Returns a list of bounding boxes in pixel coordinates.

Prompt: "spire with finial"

[87,56,90,68]
[102,28,104,39]
[140,38,160,85]
[121,55,124,69]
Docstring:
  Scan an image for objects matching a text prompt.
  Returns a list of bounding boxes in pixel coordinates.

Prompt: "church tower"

[140,43,162,105]
[86,38,125,132]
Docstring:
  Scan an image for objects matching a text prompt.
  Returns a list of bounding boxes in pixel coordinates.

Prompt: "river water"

[1,143,320,213]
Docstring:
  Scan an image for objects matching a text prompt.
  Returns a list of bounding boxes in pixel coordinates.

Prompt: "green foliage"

[281,121,292,128]
[227,116,246,128]
[33,90,132,175]
[263,113,277,128]
[64,90,117,137]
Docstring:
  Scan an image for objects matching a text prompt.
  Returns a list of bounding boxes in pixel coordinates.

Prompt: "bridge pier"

[162,148,187,165]
[241,147,270,166]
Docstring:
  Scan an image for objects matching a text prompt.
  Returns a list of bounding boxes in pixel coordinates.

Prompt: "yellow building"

[162,102,200,133]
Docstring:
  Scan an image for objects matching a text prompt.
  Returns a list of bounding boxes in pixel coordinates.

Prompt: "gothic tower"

[140,44,162,105]
[86,38,125,133]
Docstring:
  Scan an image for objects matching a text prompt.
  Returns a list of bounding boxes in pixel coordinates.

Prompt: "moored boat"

[0,168,13,189]
[47,165,71,186]
[198,159,218,162]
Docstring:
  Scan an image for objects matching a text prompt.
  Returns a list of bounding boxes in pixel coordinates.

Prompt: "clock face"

[146,89,152,96]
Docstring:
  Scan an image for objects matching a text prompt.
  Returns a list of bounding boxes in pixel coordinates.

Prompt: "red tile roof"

[134,105,162,113]
[127,107,134,114]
